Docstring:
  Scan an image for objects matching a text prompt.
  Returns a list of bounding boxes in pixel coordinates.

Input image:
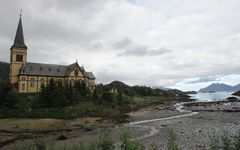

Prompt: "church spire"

[11,11,27,50]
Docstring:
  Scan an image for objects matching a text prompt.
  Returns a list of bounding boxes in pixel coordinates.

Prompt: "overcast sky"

[1,0,240,91]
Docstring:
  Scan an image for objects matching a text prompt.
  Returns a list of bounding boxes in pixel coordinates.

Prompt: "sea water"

[188,92,240,102]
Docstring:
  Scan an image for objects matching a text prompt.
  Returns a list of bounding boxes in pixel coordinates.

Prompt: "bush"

[120,128,145,150]
[98,131,114,150]
[167,128,179,150]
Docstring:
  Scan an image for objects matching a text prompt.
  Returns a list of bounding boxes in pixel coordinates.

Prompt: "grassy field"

[0,102,114,119]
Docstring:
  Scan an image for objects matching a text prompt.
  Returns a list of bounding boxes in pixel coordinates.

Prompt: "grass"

[130,96,166,104]
[0,117,102,131]
[0,102,114,119]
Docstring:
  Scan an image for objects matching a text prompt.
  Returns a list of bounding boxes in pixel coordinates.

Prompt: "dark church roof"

[11,16,27,49]
[86,72,95,79]
[19,62,95,79]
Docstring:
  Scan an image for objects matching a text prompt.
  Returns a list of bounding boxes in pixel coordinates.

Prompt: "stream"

[121,102,199,144]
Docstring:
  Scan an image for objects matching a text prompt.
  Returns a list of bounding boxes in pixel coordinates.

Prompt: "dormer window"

[49,68,51,72]
[40,67,42,71]
[57,68,60,72]
[16,54,23,62]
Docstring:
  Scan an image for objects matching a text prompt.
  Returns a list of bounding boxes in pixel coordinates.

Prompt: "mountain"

[152,86,171,91]
[233,84,240,91]
[0,61,9,81]
[199,83,234,92]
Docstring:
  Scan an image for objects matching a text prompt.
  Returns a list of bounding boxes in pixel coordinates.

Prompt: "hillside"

[232,91,240,96]
[199,83,240,92]
[0,61,9,81]
[233,84,240,91]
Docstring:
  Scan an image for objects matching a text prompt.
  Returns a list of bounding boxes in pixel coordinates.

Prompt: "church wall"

[18,76,28,93]
[10,48,27,84]
[18,75,95,93]
[27,76,38,93]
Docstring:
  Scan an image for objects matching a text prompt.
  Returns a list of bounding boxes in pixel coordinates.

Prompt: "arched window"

[30,78,35,87]
[78,79,83,83]
[74,70,78,76]
[40,78,45,87]
[70,79,75,86]
[16,54,23,62]
[22,84,25,90]
[58,79,62,86]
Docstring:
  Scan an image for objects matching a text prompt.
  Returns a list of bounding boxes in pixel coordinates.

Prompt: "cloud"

[0,0,240,91]
[186,76,219,84]
[113,38,132,49]
[118,45,172,57]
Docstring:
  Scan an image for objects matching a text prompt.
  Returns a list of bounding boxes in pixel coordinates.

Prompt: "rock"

[232,91,240,96]
[85,127,94,131]
[184,91,198,94]
[57,135,67,140]
[227,97,239,102]
[154,105,166,110]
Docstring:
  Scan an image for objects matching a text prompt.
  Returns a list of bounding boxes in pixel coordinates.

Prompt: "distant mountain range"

[199,83,240,92]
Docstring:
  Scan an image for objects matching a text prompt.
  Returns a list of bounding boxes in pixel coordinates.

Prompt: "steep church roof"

[11,16,27,49]
[19,62,95,79]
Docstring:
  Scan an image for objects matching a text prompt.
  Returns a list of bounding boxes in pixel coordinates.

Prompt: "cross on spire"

[11,10,28,50]
[20,9,23,17]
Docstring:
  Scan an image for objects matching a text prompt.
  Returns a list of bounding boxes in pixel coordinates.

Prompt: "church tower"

[9,14,28,86]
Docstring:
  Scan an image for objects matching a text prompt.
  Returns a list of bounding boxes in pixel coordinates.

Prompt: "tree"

[92,89,99,103]
[117,90,123,105]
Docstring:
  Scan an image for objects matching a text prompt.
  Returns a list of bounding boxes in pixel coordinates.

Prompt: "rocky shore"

[1,99,240,149]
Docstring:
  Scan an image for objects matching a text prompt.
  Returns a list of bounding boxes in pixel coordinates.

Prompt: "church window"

[40,78,45,87]
[30,78,35,87]
[22,84,25,90]
[75,70,78,76]
[58,79,62,86]
[78,79,83,83]
[70,79,75,86]
[16,54,23,62]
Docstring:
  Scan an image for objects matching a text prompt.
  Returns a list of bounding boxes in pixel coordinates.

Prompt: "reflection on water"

[188,92,240,102]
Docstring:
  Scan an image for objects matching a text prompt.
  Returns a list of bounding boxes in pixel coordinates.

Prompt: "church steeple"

[11,13,27,50]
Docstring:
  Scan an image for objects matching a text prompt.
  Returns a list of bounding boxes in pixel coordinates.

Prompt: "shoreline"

[1,98,240,149]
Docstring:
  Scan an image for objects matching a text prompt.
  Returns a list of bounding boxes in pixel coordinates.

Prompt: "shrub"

[233,130,240,150]
[120,128,144,150]
[221,132,232,150]
[167,128,179,150]
[98,131,114,150]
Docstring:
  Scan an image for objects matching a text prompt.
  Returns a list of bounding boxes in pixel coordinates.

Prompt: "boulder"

[227,97,239,102]
[57,135,68,140]
[232,91,240,96]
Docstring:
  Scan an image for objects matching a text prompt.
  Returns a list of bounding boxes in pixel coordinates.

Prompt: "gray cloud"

[118,45,172,57]
[113,38,132,49]
[186,76,218,84]
[0,0,240,91]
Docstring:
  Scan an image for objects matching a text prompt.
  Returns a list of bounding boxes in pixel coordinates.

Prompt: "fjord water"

[188,92,239,102]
